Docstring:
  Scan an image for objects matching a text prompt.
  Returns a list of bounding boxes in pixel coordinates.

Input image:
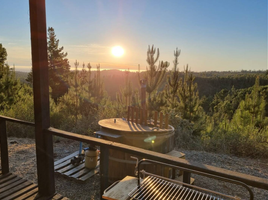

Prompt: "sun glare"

[112,46,124,57]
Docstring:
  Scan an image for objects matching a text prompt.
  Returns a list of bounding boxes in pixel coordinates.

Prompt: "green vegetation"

[1,37,268,158]
[0,43,35,137]
[138,45,169,113]
[47,27,70,103]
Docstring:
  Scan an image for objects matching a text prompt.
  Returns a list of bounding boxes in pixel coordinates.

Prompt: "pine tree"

[79,62,88,86]
[91,64,104,102]
[25,68,33,86]
[177,66,201,122]
[115,69,137,117]
[80,62,92,100]
[0,44,22,110]
[68,60,82,124]
[165,48,181,110]
[148,90,166,113]
[116,69,133,108]
[233,77,267,129]
[47,27,70,103]
[86,62,92,100]
[0,44,7,73]
[79,62,97,117]
[138,45,169,112]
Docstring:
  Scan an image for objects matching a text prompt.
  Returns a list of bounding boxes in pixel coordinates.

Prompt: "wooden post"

[0,119,9,174]
[100,146,109,199]
[159,112,163,129]
[131,106,134,123]
[140,79,147,125]
[140,80,147,110]
[29,0,55,197]
[144,109,148,125]
[183,172,191,185]
[127,106,130,122]
[135,107,139,124]
[154,111,158,127]
[139,108,143,124]
[165,114,169,129]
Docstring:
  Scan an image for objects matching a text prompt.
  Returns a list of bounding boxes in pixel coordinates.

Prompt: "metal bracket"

[130,156,139,176]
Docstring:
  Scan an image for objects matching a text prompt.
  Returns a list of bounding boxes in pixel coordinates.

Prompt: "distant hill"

[15,69,141,100]
[100,70,140,100]
[15,71,28,83]
[15,69,268,101]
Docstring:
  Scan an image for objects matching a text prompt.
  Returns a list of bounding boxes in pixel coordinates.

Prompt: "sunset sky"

[0,0,267,72]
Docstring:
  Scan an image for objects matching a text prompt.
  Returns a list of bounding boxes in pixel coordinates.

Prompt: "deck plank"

[0,178,27,194]
[54,151,79,165]
[55,159,73,171]
[0,173,69,200]
[26,193,69,200]
[0,180,32,199]
[79,168,99,182]
[55,163,77,174]
[0,176,21,189]
[71,161,100,179]
[2,184,37,200]
[0,173,12,180]
[24,193,39,200]
[14,187,38,200]
[63,163,85,176]
[52,193,63,200]
[0,174,17,184]
[54,151,99,182]
[70,167,90,179]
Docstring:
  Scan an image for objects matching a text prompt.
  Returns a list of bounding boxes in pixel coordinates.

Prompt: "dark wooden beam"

[0,115,34,127]
[29,0,55,197]
[100,146,109,200]
[0,119,9,174]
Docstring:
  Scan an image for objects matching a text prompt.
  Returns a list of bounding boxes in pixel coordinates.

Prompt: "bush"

[0,91,35,138]
[169,111,203,150]
[201,118,268,158]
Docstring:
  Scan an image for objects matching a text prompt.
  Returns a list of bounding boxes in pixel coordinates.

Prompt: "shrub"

[0,91,35,138]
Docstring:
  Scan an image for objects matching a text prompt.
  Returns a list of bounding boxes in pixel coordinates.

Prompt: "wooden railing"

[1,115,268,199]
[127,106,169,129]
[0,116,34,174]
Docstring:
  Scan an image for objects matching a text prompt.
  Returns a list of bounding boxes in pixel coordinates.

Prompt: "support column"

[0,119,9,174]
[100,146,109,200]
[29,0,55,197]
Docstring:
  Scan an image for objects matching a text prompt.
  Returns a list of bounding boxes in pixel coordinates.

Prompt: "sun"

[111,46,124,57]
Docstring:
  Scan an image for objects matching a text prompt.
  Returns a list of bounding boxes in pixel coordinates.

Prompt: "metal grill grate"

[128,175,237,200]
[126,158,253,200]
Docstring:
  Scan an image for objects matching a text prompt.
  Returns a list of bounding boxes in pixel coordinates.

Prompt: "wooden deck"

[54,151,99,182]
[0,170,69,200]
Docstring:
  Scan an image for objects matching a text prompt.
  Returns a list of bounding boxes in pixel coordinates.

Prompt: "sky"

[0,0,267,72]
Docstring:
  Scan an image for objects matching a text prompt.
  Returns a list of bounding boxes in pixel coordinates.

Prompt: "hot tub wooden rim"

[98,118,174,133]
[99,127,175,136]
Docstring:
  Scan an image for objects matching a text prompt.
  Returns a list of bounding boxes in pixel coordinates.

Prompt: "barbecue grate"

[129,175,241,200]
[126,158,254,200]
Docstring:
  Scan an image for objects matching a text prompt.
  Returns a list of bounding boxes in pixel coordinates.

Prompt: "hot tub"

[96,118,175,182]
